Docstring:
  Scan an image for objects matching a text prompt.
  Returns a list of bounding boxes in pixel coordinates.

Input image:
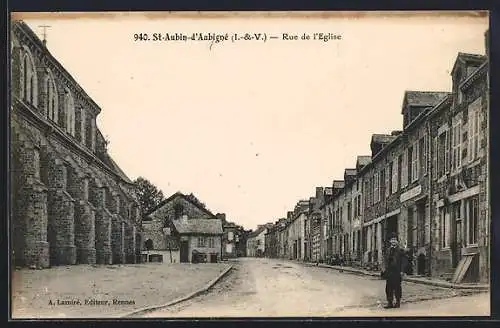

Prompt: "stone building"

[246,223,272,257]
[319,187,333,262]
[250,31,489,284]
[285,201,309,260]
[222,220,244,259]
[309,188,324,262]
[264,223,278,258]
[142,192,223,263]
[10,21,142,269]
[331,180,345,257]
[429,51,489,283]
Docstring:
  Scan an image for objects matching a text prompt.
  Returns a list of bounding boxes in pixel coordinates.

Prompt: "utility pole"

[38,25,51,46]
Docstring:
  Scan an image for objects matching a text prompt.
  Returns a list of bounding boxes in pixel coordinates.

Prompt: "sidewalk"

[304,262,489,291]
[12,262,232,319]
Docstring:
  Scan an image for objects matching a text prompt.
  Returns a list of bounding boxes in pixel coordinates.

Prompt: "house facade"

[10,21,142,269]
[252,34,489,283]
[247,224,271,257]
[142,192,223,263]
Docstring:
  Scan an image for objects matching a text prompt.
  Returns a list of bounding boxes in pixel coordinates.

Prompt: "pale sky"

[19,12,488,231]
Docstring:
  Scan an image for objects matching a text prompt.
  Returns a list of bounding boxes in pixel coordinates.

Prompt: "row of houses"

[262,31,490,284]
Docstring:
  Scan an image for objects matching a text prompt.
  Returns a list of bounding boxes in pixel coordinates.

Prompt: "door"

[180,241,189,263]
[451,202,462,268]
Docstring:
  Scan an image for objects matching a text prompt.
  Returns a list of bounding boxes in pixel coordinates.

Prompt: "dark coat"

[383,246,407,281]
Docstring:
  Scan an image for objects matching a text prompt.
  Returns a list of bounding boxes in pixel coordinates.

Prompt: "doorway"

[451,201,463,268]
[180,240,189,263]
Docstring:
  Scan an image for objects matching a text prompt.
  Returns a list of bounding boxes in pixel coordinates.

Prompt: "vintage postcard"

[9,11,490,319]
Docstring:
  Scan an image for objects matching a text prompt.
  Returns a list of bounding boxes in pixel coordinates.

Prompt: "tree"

[134,177,165,217]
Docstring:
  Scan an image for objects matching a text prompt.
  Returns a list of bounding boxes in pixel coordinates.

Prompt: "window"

[347,202,352,221]
[440,207,450,248]
[80,108,86,144]
[411,141,419,182]
[45,71,58,122]
[437,130,450,177]
[374,172,379,203]
[451,120,462,172]
[228,231,234,241]
[20,50,38,106]
[423,135,429,175]
[352,197,358,217]
[64,89,76,136]
[466,196,479,245]
[391,159,398,193]
[385,165,390,198]
[468,98,481,162]
[197,237,207,247]
[379,169,385,200]
[208,237,215,248]
[401,150,408,188]
[419,137,425,176]
[357,195,361,216]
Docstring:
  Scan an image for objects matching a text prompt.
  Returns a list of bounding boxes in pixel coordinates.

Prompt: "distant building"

[247,223,273,257]
[218,213,246,259]
[142,192,223,263]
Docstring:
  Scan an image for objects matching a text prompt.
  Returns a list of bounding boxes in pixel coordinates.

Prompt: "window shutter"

[415,140,420,179]
[385,165,390,198]
[433,137,438,178]
[402,150,408,187]
[445,130,450,173]
[468,112,473,163]
[423,134,428,174]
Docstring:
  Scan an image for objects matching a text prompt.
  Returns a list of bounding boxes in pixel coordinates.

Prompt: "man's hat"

[389,232,398,240]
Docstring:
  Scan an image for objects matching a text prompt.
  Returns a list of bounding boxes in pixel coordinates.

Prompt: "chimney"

[315,187,324,199]
[216,213,226,223]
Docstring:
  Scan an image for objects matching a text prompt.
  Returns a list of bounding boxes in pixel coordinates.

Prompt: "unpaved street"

[145,258,489,317]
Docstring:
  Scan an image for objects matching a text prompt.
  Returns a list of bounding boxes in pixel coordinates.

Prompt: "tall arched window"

[64,89,76,136]
[20,48,38,107]
[45,70,58,122]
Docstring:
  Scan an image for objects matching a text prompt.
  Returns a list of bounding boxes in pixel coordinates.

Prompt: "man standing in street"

[382,232,407,309]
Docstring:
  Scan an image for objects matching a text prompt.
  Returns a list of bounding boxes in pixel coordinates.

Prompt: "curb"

[306,263,489,291]
[120,264,233,318]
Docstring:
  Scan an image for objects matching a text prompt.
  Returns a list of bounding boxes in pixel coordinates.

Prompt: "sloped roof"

[145,191,216,218]
[333,180,345,189]
[344,168,357,177]
[402,91,449,113]
[100,153,133,184]
[356,155,372,167]
[371,134,397,145]
[172,218,223,235]
[451,52,487,77]
[248,225,268,238]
